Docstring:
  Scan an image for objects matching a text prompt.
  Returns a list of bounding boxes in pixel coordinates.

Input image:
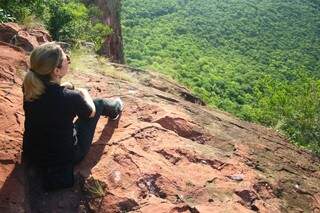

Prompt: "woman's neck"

[50,74,62,85]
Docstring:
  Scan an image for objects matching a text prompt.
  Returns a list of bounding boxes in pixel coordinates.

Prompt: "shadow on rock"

[0,117,120,213]
[0,163,25,212]
[77,115,121,174]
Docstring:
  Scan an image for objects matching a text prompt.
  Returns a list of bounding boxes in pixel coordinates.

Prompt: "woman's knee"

[93,98,104,105]
[93,98,105,112]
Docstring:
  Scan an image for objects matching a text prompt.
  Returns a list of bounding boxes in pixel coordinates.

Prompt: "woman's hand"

[61,81,74,90]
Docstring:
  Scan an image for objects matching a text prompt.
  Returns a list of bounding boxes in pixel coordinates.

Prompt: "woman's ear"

[52,67,62,78]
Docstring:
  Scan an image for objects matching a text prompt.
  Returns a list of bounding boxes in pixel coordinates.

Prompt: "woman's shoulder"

[62,87,83,98]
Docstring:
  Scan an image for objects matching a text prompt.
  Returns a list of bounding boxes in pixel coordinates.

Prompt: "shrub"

[0,8,15,23]
[0,0,112,50]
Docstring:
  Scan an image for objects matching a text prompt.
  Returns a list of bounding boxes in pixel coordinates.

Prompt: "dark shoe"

[110,97,124,120]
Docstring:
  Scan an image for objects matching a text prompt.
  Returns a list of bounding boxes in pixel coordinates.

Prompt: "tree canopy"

[122,0,320,153]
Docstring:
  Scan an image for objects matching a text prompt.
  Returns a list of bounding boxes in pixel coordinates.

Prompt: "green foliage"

[48,1,112,49]
[0,0,48,23]
[256,77,320,153]
[90,23,113,50]
[122,0,320,154]
[48,1,90,42]
[0,8,15,23]
[0,0,111,49]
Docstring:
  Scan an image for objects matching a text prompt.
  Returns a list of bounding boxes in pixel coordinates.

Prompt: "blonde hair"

[23,42,63,101]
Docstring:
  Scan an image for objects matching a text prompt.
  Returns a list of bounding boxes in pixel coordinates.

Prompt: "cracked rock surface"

[0,42,320,213]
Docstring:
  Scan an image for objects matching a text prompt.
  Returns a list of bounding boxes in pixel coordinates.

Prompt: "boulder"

[0,22,52,52]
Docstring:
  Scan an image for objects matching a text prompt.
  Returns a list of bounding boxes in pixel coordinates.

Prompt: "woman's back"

[23,83,91,167]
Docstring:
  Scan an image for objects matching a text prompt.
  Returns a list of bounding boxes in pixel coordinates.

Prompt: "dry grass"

[83,178,107,198]
[20,15,45,30]
[69,47,134,83]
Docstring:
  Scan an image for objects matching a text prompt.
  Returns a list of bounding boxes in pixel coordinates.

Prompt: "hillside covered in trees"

[122,0,320,153]
[0,0,319,153]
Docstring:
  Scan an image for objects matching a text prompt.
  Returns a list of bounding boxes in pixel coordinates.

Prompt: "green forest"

[121,0,320,153]
[0,0,319,154]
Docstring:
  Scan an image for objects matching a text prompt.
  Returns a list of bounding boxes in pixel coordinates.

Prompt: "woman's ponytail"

[23,70,45,101]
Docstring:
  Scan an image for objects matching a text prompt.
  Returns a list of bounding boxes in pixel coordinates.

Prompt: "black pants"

[73,98,121,164]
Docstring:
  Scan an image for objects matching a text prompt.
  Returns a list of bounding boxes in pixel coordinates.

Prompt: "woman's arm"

[75,88,96,118]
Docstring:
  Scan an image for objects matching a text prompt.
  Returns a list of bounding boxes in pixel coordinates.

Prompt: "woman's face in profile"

[56,47,70,78]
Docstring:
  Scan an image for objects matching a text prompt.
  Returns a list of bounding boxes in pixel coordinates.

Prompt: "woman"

[22,42,123,190]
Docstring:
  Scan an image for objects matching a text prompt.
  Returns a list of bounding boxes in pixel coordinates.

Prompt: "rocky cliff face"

[89,0,125,64]
[0,25,320,213]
